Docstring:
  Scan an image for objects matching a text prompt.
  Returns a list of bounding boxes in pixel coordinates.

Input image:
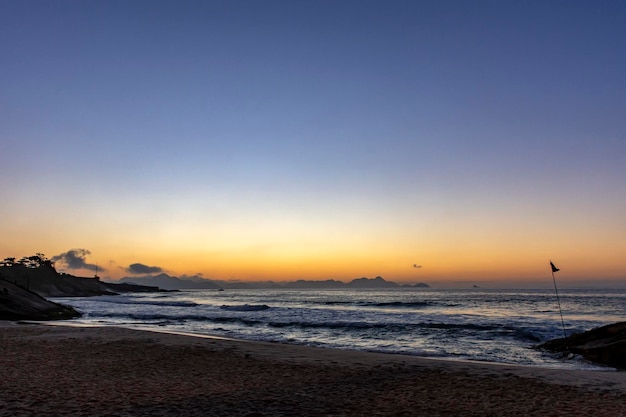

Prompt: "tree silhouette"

[8,253,56,271]
[0,257,16,267]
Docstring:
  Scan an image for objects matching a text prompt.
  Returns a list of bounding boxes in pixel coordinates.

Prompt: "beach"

[1,322,625,416]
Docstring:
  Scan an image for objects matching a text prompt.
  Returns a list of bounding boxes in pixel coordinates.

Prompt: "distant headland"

[0,253,166,320]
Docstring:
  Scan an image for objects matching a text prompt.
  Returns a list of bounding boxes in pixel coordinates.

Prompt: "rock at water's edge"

[0,280,81,321]
[537,321,626,369]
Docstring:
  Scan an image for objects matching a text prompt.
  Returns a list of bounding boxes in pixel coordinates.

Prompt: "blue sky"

[1,1,625,284]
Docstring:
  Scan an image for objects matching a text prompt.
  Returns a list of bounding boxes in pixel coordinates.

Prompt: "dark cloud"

[181,273,203,278]
[51,249,102,271]
[127,263,163,275]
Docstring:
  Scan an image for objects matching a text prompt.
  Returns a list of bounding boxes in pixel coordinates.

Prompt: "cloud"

[126,263,164,275]
[181,273,203,279]
[51,249,102,271]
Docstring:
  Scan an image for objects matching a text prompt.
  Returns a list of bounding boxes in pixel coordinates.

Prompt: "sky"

[1,0,625,286]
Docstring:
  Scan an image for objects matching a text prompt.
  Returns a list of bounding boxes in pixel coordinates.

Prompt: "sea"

[50,288,626,371]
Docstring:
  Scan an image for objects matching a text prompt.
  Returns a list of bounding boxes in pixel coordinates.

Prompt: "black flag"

[550,261,559,273]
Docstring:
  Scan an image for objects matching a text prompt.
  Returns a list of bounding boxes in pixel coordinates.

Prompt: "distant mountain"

[119,273,221,290]
[401,283,431,288]
[117,274,429,290]
[347,276,399,288]
[283,279,346,289]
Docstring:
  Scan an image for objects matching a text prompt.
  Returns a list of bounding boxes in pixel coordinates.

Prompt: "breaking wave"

[220,304,270,311]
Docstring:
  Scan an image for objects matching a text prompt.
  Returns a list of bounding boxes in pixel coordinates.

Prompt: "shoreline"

[2,321,626,416]
[23,319,618,372]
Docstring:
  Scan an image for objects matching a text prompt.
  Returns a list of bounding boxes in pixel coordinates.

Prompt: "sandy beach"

[1,321,625,416]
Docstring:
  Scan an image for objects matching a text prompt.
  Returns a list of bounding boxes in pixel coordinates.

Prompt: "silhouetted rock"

[1,265,115,297]
[1,265,165,297]
[0,261,168,321]
[537,322,626,369]
[0,280,80,320]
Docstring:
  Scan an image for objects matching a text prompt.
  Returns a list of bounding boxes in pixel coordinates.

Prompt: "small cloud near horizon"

[179,273,205,280]
[51,249,102,272]
[126,263,164,275]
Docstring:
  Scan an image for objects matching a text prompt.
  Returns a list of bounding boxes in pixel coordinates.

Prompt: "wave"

[321,300,433,308]
[93,311,263,327]
[268,320,385,330]
[139,300,199,307]
[369,301,431,308]
[87,296,198,307]
[90,308,537,338]
[220,304,270,311]
[85,308,545,346]
[417,322,543,342]
[266,319,542,341]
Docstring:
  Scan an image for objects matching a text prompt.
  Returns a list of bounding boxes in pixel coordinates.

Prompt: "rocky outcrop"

[0,280,80,320]
[0,265,115,297]
[0,262,170,321]
[537,322,626,369]
[0,265,167,297]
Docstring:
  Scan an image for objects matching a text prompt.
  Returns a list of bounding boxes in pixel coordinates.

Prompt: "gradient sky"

[1,0,625,286]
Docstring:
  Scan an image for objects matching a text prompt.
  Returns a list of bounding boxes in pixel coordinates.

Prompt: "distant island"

[118,273,430,291]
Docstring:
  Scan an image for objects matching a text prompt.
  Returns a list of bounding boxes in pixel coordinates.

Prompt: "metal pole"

[551,268,566,338]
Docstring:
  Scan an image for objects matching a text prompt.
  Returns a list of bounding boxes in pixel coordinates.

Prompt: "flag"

[550,261,559,273]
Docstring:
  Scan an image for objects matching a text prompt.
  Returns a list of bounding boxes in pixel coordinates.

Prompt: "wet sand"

[1,321,625,416]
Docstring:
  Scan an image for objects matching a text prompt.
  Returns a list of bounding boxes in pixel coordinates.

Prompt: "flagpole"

[550,261,566,338]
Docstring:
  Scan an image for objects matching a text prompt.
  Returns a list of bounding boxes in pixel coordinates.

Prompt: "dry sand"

[1,321,625,416]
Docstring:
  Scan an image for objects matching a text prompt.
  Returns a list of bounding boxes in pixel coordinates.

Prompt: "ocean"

[50,288,626,370]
